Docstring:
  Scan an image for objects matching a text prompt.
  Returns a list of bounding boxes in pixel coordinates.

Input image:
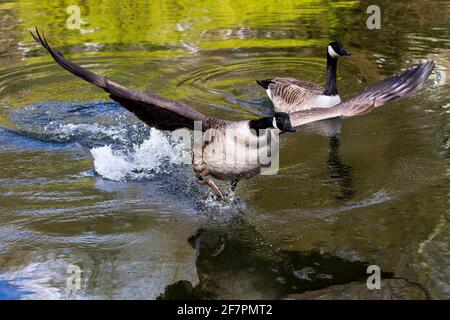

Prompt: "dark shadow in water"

[158,213,393,300]
[327,135,355,201]
[298,120,356,201]
[298,117,356,201]
[260,97,356,201]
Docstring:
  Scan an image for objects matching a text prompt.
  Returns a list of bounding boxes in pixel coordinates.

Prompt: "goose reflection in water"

[158,213,395,300]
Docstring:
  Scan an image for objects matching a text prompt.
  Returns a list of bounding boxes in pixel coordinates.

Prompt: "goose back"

[263,78,342,113]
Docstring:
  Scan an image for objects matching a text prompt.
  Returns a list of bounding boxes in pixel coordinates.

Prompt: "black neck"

[249,117,273,134]
[323,52,338,96]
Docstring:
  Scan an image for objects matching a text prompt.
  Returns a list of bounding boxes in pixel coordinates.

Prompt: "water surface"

[0,0,449,299]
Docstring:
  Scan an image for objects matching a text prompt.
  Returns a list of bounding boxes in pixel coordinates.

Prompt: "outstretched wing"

[289,60,434,127]
[30,28,208,131]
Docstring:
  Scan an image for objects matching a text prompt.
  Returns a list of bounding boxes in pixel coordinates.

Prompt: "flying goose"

[30,28,298,200]
[30,28,434,201]
[256,41,351,114]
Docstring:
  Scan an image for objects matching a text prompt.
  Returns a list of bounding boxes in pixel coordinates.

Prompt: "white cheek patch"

[328,45,339,58]
[272,117,279,129]
[266,89,273,101]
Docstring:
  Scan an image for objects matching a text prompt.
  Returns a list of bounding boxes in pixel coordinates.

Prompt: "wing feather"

[30,27,208,131]
[289,61,434,127]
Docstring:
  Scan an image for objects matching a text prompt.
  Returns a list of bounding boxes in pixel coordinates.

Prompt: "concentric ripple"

[172,56,326,118]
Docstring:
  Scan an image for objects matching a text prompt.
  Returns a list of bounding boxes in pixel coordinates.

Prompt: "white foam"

[45,122,129,142]
[90,128,190,181]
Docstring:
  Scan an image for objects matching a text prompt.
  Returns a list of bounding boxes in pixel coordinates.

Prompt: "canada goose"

[31,28,297,201]
[30,28,434,201]
[256,41,351,114]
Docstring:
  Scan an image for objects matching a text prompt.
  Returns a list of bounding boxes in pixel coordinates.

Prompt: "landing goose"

[31,29,434,200]
[257,41,351,114]
[31,28,298,200]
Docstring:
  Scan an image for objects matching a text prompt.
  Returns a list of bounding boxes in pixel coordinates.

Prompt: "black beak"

[342,48,351,56]
[283,125,296,133]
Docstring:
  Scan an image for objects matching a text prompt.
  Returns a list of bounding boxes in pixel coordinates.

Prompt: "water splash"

[90,128,190,182]
[7,101,198,189]
[8,101,150,148]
